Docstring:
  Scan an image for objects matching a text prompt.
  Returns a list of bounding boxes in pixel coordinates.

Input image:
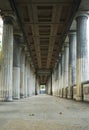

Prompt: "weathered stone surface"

[68,31,76,99]
[0,15,14,101]
[13,35,21,99]
[20,50,25,98]
[83,84,89,101]
[64,43,69,98]
[13,67,20,99]
[0,95,89,130]
[73,86,76,100]
[76,14,89,101]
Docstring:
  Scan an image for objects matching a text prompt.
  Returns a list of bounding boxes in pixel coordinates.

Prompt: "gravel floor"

[0,94,89,130]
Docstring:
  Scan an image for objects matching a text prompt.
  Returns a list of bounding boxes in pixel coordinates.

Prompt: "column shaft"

[58,58,62,97]
[0,15,14,101]
[61,51,64,97]
[64,43,69,98]
[24,57,28,97]
[20,49,25,98]
[27,61,30,97]
[13,35,21,99]
[68,31,76,99]
[76,14,89,101]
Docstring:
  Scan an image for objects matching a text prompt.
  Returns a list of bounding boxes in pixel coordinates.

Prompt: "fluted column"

[20,48,25,98]
[13,34,21,99]
[58,58,62,97]
[63,43,69,98]
[35,74,38,95]
[35,76,40,95]
[68,31,76,99]
[24,56,28,98]
[27,60,30,97]
[76,13,89,101]
[61,49,64,97]
[0,14,14,101]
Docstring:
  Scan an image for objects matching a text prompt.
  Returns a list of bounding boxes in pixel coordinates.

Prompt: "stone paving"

[0,94,89,130]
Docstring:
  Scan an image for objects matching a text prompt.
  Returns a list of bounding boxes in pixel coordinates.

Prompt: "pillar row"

[76,13,89,101]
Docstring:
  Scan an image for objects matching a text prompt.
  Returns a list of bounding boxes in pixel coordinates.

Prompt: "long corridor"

[0,95,89,130]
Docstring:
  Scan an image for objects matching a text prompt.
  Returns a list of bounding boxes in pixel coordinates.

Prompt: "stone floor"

[0,94,89,130]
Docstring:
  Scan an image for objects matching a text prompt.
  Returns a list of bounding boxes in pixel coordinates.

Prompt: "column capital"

[61,46,64,53]
[75,11,89,20]
[68,30,76,36]
[14,31,23,37]
[64,42,69,47]
[1,11,16,25]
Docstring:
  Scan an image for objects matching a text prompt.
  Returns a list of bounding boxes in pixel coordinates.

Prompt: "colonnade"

[0,14,39,101]
[47,12,89,102]
[1,11,89,102]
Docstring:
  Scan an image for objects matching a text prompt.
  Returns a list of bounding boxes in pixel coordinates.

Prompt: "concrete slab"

[0,95,89,130]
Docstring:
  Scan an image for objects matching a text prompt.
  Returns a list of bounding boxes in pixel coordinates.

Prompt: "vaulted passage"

[1,0,89,129]
[0,94,89,130]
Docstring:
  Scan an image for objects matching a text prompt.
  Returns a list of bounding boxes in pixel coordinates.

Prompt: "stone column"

[13,34,21,99]
[61,49,64,97]
[68,31,76,99]
[0,14,14,101]
[35,74,38,95]
[24,56,28,98]
[63,43,69,98]
[35,76,40,95]
[58,58,61,97]
[76,13,89,101]
[29,65,32,96]
[27,60,30,97]
[29,66,33,96]
[50,72,53,95]
[32,71,35,95]
[20,48,25,98]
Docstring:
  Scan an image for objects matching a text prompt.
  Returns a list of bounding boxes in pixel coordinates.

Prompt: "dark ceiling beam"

[15,2,72,5]
[9,0,35,68]
[52,0,81,71]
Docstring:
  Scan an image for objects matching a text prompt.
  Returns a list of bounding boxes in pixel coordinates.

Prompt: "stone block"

[73,86,76,100]
[63,88,67,98]
[83,84,89,102]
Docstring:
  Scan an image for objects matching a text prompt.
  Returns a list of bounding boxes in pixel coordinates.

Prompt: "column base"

[59,95,63,98]
[24,95,27,98]
[67,95,72,99]
[63,96,67,98]
[76,96,82,101]
[35,92,38,95]
[13,97,20,100]
[27,94,30,97]
[20,93,24,98]
[0,97,4,102]
[5,97,13,102]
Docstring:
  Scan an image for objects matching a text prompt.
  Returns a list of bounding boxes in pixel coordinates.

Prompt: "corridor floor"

[0,95,89,130]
